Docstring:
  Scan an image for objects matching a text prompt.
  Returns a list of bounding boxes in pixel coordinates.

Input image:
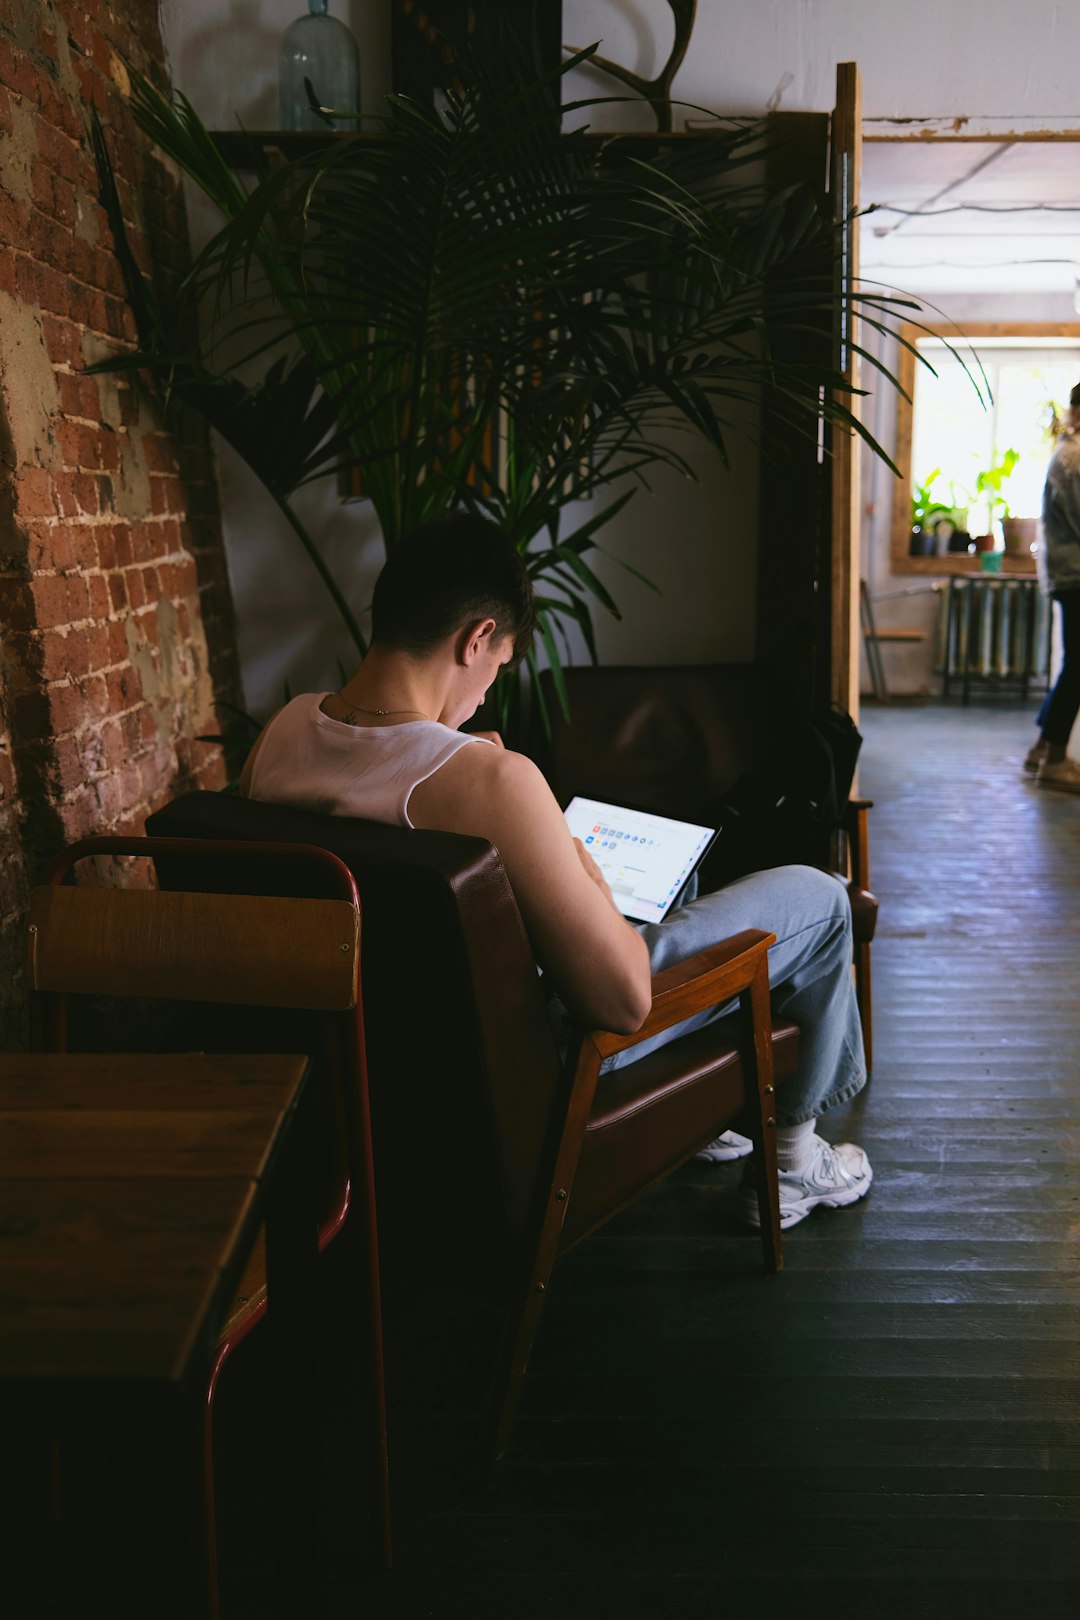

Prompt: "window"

[890,324,1080,573]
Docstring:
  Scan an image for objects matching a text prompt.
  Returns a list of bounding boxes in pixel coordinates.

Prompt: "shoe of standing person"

[1035,755,1080,794]
[1024,740,1049,775]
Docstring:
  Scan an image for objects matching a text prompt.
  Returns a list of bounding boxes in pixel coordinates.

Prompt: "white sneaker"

[738,1133,873,1229]
[696,1129,754,1164]
[1035,756,1080,794]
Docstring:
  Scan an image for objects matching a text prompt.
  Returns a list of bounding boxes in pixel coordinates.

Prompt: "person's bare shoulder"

[408,739,553,841]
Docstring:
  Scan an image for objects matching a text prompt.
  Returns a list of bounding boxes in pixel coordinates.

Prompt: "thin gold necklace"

[338,699,429,721]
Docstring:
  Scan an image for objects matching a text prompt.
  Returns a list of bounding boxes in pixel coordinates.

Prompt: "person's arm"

[410,748,652,1034]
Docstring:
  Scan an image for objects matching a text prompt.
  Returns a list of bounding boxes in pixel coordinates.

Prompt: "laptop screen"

[563,795,717,926]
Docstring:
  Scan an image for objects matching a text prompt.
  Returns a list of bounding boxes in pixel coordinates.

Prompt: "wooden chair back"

[24,834,390,1571]
[146,799,568,1251]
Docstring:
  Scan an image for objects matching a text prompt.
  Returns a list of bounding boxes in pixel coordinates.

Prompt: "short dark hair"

[1070,383,1080,409]
[370,512,536,663]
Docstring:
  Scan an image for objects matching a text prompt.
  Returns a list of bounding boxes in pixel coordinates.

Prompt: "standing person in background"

[1027,383,1080,792]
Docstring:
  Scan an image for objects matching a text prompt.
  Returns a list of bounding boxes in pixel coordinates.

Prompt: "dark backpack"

[707,706,862,883]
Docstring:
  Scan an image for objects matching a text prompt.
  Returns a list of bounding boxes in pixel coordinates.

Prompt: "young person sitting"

[240,513,872,1229]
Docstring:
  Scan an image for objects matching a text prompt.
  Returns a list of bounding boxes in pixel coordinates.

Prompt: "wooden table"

[0,1051,315,1619]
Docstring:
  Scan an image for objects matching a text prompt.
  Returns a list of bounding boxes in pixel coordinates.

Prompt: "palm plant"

[92,32,921,729]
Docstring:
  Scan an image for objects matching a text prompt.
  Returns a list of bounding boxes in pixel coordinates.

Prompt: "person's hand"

[470,729,505,747]
[573,836,612,895]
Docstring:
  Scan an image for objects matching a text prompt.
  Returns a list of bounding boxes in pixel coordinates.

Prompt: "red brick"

[115,381,139,429]
[31,573,89,630]
[86,621,114,671]
[107,665,140,710]
[60,734,97,791]
[142,435,178,475]
[107,573,127,612]
[26,208,69,274]
[68,281,107,331]
[74,231,103,285]
[34,118,84,187]
[0,188,22,255]
[113,527,133,568]
[56,3,96,60]
[88,574,109,620]
[106,619,127,663]
[0,86,12,138]
[72,59,96,110]
[141,566,159,602]
[60,791,102,842]
[71,375,103,420]
[75,474,101,517]
[94,525,117,568]
[45,682,84,735]
[40,263,72,319]
[55,419,102,470]
[14,254,44,307]
[43,626,90,682]
[99,716,123,769]
[0,247,15,298]
[96,429,121,472]
[52,175,76,228]
[15,468,57,520]
[41,315,80,367]
[0,38,38,100]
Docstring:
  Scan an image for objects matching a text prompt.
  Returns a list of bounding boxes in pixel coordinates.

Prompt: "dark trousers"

[1037,588,1080,745]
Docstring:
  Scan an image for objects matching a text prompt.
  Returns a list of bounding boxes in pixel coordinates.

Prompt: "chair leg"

[483,1263,555,1468]
[855,942,873,1075]
[481,1044,603,1467]
[741,959,783,1273]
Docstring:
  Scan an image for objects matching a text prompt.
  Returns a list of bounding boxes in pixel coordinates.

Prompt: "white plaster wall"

[156,2,1080,714]
[564,1,1080,135]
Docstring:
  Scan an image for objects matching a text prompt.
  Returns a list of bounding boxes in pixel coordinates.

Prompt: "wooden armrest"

[842,800,872,889]
[586,928,775,1061]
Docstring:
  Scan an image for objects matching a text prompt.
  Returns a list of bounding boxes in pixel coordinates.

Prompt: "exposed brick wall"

[0,2,242,1048]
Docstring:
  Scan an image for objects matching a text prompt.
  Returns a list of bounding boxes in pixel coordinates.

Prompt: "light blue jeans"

[553,864,867,1126]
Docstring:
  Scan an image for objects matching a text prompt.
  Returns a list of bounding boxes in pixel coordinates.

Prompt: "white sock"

[774,1119,817,1173]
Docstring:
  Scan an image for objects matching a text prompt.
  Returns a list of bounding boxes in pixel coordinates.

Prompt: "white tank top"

[247,694,493,828]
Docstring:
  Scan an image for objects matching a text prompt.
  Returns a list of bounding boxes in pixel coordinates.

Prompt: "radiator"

[938,577,1051,699]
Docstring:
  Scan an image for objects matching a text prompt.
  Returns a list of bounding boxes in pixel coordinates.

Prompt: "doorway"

[856,136,1080,712]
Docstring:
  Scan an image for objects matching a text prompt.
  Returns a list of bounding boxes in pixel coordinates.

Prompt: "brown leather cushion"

[563,1020,799,1248]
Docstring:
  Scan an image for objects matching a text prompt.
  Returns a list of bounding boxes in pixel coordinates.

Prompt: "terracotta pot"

[973,533,996,553]
[1002,517,1037,554]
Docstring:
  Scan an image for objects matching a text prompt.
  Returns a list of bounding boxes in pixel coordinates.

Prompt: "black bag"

[708,706,862,883]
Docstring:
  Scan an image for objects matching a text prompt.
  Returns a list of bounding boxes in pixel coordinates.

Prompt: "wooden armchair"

[26,836,389,1600]
[147,791,800,1460]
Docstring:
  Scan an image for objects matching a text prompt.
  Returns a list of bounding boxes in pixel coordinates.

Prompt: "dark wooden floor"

[221,700,1080,1619]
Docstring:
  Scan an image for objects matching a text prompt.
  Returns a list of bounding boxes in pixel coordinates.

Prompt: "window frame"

[890,321,1080,577]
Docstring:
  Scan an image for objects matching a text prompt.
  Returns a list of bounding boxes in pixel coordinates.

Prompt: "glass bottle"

[279,0,360,132]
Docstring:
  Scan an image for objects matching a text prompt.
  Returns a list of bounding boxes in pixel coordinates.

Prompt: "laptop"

[562,795,718,926]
